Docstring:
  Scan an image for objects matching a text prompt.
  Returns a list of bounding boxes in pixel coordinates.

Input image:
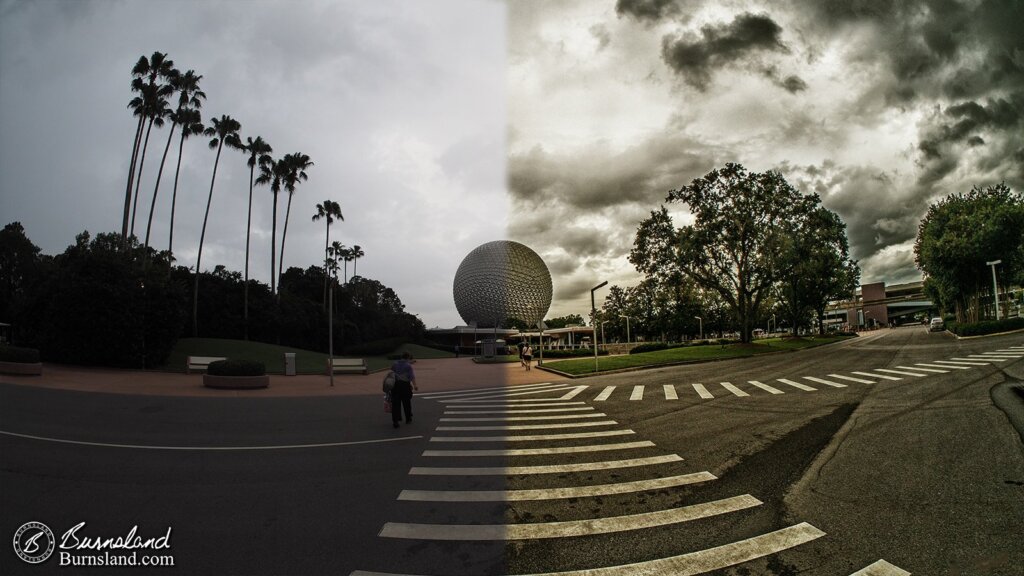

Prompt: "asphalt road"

[2,327,1022,575]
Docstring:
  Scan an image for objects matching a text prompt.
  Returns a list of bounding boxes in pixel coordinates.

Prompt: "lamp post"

[619,315,631,344]
[326,256,338,387]
[591,281,608,373]
[694,316,703,340]
[987,259,1002,320]
[601,320,609,349]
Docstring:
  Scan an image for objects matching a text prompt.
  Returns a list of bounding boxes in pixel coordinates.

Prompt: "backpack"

[382,371,396,392]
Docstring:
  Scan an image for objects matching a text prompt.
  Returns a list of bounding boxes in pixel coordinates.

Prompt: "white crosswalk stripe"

[828,373,876,384]
[849,559,912,576]
[748,380,784,394]
[594,386,616,401]
[896,365,947,373]
[430,430,635,442]
[444,407,596,414]
[803,376,847,388]
[874,368,927,377]
[440,413,608,422]
[560,386,589,399]
[422,441,656,457]
[664,384,678,400]
[630,385,644,400]
[933,359,989,367]
[778,378,816,391]
[397,472,716,502]
[720,382,750,397]
[967,355,1005,361]
[915,362,970,370]
[693,383,715,399]
[950,357,992,364]
[852,371,901,381]
[436,421,618,431]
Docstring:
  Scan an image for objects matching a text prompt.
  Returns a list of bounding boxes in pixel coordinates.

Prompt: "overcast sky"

[509,0,1024,319]
[3,1,1023,329]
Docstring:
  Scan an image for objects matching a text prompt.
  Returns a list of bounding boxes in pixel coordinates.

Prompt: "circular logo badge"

[12,522,55,564]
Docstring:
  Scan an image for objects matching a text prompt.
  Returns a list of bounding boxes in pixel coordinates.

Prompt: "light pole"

[619,315,631,344]
[694,316,703,340]
[987,259,1002,320]
[601,320,609,349]
[327,256,338,387]
[591,281,608,373]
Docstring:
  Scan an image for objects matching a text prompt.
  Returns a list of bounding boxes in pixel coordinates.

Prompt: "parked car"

[928,317,944,332]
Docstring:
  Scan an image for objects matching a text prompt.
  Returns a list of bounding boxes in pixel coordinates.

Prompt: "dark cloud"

[661,12,787,91]
[615,0,681,23]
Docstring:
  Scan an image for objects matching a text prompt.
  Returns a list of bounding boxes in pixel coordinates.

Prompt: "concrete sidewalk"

[0,357,565,398]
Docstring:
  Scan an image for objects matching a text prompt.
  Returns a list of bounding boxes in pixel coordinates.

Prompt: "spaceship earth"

[453,240,553,329]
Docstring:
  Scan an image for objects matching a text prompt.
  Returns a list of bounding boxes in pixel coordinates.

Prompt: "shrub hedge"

[207,359,266,376]
[0,345,41,364]
[947,317,1024,337]
[540,348,609,358]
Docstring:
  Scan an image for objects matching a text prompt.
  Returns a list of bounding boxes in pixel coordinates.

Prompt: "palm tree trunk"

[322,221,330,309]
[168,130,187,271]
[271,191,278,296]
[131,116,156,239]
[277,192,294,300]
[144,121,177,250]
[193,141,224,337]
[244,165,255,340]
[123,116,145,242]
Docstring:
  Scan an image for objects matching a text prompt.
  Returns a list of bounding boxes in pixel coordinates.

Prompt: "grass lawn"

[162,339,452,374]
[541,335,853,376]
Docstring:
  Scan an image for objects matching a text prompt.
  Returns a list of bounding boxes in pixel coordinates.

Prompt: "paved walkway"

[0,358,565,398]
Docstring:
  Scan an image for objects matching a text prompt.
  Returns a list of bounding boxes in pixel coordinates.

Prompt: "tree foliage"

[914,183,1024,322]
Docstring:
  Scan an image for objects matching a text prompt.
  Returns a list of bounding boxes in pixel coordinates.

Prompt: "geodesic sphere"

[453,240,552,329]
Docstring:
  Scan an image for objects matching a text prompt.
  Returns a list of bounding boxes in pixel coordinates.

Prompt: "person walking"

[523,343,533,370]
[390,352,418,428]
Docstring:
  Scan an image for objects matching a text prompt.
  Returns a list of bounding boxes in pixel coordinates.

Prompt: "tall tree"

[167,107,204,265]
[660,163,803,343]
[126,52,176,241]
[349,244,364,278]
[122,57,150,242]
[915,183,1024,322]
[277,152,313,296]
[242,136,273,338]
[144,70,205,250]
[312,200,344,308]
[256,157,285,295]
[192,115,242,336]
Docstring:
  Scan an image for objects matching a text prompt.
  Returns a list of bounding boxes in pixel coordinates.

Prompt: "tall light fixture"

[591,281,608,373]
[987,260,1002,320]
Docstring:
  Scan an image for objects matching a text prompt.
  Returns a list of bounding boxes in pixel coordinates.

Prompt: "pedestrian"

[523,343,533,370]
[390,352,418,428]
[517,341,526,367]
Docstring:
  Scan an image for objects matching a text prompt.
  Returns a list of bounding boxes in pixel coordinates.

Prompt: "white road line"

[720,382,749,397]
[664,384,678,400]
[440,403,593,412]
[439,413,607,422]
[993,349,1024,354]
[397,472,717,502]
[438,385,577,402]
[447,398,582,404]
[803,376,847,388]
[353,522,824,576]
[897,365,947,373]
[748,380,784,394]
[417,382,556,399]
[440,402,588,409]
[379,494,760,540]
[594,386,616,401]
[977,353,1022,359]
[873,368,926,377]
[408,454,683,476]
[950,357,993,364]
[560,386,589,400]
[849,559,912,576]
[828,373,876,384]
[966,355,1006,362]
[0,430,423,451]
[915,362,970,370]
[933,359,989,367]
[422,441,655,457]
[430,430,635,442]
[777,379,816,391]
[436,421,618,431]
[630,386,645,400]
[852,371,901,381]
[693,383,715,399]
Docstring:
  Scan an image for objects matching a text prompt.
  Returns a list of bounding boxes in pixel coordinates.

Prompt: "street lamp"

[619,315,631,344]
[591,281,608,372]
[987,259,1002,320]
[694,316,703,340]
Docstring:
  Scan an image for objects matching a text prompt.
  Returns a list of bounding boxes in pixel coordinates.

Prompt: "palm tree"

[349,244,364,279]
[193,114,242,336]
[313,200,344,308]
[167,107,204,265]
[144,70,205,250]
[243,135,273,338]
[125,52,176,241]
[256,157,284,295]
[277,152,313,297]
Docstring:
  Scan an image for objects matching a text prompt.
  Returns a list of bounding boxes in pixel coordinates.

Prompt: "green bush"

[207,359,266,376]
[947,317,1024,337]
[540,348,609,358]
[0,345,40,364]
[630,343,674,354]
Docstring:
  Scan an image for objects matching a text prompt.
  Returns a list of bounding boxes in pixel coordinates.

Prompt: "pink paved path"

[0,358,566,398]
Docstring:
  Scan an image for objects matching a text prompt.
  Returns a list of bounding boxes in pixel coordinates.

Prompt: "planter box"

[203,374,269,389]
[0,360,42,376]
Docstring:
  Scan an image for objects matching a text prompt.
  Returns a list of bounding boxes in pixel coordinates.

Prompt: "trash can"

[284,353,296,376]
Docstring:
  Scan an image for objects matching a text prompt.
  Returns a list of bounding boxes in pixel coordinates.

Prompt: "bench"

[327,358,367,375]
[187,356,227,374]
